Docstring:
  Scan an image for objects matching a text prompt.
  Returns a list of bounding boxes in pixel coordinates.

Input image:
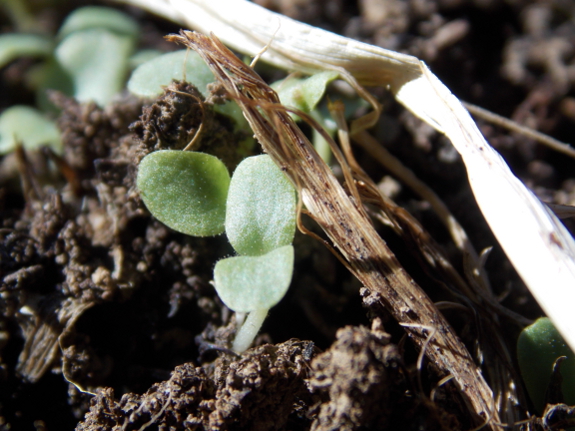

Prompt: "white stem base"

[232,308,268,353]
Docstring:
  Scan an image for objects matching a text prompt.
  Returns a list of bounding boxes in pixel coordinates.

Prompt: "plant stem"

[232,308,268,353]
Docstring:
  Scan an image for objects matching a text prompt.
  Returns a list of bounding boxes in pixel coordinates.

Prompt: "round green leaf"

[128,50,215,98]
[58,6,139,40]
[214,245,294,312]
[0,34,53,69]
[225,155,296,256]
[0,106,61,154]
[137,150,230,236]
[56,28,133,106]
[127,50,248,129]
[517,317,575,412]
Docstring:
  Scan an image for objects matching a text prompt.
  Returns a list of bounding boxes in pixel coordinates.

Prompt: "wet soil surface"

[2,0,575,430]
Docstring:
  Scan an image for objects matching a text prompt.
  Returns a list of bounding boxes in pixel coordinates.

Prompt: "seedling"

[137,152,296,352]
[0,105,61,154]
[517,317,575,413]
[0,6,145,154]
[130,52,342,351]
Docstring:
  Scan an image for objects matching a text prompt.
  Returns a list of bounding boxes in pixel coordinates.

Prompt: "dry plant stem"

[333,108,530,327]
[463,101,575,160]
[353,130,487,285]
[330,104,530,422]
[168,31,501,429]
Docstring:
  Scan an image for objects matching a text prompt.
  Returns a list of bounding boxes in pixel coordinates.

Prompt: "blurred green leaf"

[128,50,248,129]
[55,29,134,106]
[128,50,214,97]
[0,33,53,69]
[214,245,294,312]
[517,317,575,412]
[0,105,61,154]
[129,49,164,70]
[58,6,139,40]
[272,70,338,115]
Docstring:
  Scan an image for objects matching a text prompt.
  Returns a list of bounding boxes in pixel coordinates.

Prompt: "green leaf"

[0,105,61,154]
[517,317,575,412]
[214,245,294,312]
[127,50,248,129]
[129,49,164,70]
[34,59,75,112]
[225,155,296,256]
[0,33,53,69]
[58,6,139,40]
[55,28,134,106]
[272,70,339,114]
[128,50,215,98]
[137,150,230,236]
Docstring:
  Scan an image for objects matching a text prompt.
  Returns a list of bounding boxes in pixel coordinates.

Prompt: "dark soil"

[1,0,575,430]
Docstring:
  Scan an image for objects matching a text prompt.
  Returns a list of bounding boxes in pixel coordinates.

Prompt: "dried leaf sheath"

[167,31,500,428]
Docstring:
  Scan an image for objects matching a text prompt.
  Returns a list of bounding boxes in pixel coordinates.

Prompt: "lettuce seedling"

[0,6,144,154]
[517,317,575,412]
[137,151,296,352]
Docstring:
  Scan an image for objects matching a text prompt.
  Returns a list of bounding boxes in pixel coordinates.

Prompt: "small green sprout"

[0,105,62,155]
[137,151,296,352]
[517,317,575,413]
[128,50,248,131]
[130,57,346,352]
[0,6,145,154]
[272,71,338,162]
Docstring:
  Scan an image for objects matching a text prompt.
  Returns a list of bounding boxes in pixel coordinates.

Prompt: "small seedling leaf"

[58,6,139,40]
[0,105,61,154]
[127,50,247,128]
[55,29,133,106]
[272,70,338,114]
[0,34,53,69]
[137,150,230,236]
[128,50,214,97]
[213,245,294,312]
[517,317,575,412]
[129,49,164,69]
[226,155,296,256]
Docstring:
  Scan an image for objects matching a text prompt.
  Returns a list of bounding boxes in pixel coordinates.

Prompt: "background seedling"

[128,50,249,131]
[0,6,145,154]
[517,317,575,413]
[0,105,61,154]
